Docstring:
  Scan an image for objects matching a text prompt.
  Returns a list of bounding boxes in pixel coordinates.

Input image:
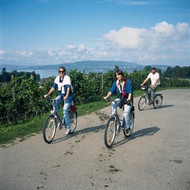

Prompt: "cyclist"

[141,67,160,104]
[104,70,133,132]
[44,66,74,135]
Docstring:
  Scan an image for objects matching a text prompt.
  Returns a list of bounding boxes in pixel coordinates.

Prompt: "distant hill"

[1,60,170,78]
[3,61,143,73]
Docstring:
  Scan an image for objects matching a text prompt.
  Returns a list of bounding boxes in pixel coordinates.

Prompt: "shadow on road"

[52,124,105,144]
[144,104,174,111]
[160,104,174,109]
[113,126,160,148]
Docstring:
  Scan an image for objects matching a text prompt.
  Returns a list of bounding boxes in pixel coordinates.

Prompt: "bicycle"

[104,100,135,148]
[43,98,77,144]
[138,85,163,111]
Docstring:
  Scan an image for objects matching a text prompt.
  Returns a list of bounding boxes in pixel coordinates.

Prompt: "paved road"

[1,89,190,190]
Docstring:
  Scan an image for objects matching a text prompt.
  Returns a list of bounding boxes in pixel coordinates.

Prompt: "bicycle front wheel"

[138,95,147,111]
[69,111,77,134]
[43,115,57,144]
[153,95,163,109]
[104,117,117,148]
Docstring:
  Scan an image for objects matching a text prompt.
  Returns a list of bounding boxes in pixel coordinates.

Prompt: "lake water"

[14,69,58,79]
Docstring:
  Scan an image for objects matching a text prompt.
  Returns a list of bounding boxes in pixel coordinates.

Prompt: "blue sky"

[0,0,190,66]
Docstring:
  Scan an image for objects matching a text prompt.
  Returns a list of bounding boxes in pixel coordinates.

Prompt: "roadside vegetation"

[0,66,189,144]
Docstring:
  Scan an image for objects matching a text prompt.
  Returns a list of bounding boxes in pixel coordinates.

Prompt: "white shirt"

[147,72,160,86]
[54,75,72,94]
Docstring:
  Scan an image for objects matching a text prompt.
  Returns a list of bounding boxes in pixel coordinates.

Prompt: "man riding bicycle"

[44,66,74,135]
[104,70,133,132]
[141,67,160,104]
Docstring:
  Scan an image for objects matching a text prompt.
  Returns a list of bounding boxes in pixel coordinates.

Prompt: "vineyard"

[0,66,190,126]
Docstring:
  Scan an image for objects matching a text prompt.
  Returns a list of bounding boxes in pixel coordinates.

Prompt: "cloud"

[67,44,77,49]
[154,21,174,35]
[0,50,5,55]
[78,44,86,52]
[104,21,190,64]
[106,0,156,6]
[104,27,145,49]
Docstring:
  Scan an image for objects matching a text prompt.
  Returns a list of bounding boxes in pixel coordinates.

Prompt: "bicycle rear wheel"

[138,95,147,111]
[123,112,134,137]
[153,95,163,109]
[43,115,57,144]
[104,117,117,148]
[69,111,77,134]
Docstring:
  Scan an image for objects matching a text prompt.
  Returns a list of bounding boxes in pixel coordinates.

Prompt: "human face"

[152,69,156,74]
[59,69,65,78]
[116,73,123,81]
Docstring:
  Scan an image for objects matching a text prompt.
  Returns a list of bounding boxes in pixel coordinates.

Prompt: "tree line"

[0,68,41,83]
[0,66,189,126]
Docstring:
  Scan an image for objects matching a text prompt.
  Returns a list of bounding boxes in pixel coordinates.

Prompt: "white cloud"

[78,44,86,52]
[0,50,5,55]
[104,21,190,64]
[153,21,174,35]
[106,0,154,6]
[67,44,77,49]
[104,27,145,49]
[17,50,33,57]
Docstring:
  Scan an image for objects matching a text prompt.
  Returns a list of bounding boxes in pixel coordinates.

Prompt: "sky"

[0,0,190,66]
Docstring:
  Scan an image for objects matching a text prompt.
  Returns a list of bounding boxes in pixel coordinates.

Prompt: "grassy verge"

[0,87,189,145]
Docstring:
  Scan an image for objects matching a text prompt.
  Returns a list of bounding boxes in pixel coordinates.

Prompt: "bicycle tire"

[123,112,134,137]
[43,115,57,144]
[104,117,117,148]
[69,111,77,134]
[138,95,147,111]
[153,94,163,109]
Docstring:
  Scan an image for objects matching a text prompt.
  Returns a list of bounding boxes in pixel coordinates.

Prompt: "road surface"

[1,89,190,190]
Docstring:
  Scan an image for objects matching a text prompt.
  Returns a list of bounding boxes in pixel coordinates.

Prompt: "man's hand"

[140,83,144,87]
[63,96,68,100]
[104,96,108,100]
[44,94,48,98]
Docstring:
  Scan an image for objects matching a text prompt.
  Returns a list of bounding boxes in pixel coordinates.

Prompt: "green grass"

[0,87,189,144]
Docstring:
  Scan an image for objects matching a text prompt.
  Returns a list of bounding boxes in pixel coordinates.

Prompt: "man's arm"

[44,87,55,98]
[141,78,149,86]
[104,92,112,100]
[64,87,70,100]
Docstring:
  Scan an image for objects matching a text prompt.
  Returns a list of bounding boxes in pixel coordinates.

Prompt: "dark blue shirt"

[109,79,133,101]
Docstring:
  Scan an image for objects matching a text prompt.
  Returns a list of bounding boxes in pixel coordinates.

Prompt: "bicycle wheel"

[43,115,57,144]
[104,117,117,148]
[123,112,134,137]
[153,95,163,109]
[69,111,77,134]
[138,96,147,111]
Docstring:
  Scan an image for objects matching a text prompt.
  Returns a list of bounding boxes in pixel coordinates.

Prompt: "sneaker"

[125,128,131,134]
[65,128,71,135]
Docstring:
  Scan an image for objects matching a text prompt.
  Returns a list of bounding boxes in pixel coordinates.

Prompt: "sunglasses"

[59,70,64,73]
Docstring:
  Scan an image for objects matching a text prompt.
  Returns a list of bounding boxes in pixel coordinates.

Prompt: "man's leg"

[63,102,71,130]
[111,98,120,115]
[151,85,160,101]
[123,103,132,129]
[147,87,152,102]
[53,95,63,112]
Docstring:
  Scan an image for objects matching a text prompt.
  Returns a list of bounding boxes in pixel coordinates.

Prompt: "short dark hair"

[115,70,124,79]
[152,67,156,71]
[59,66,66,74]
